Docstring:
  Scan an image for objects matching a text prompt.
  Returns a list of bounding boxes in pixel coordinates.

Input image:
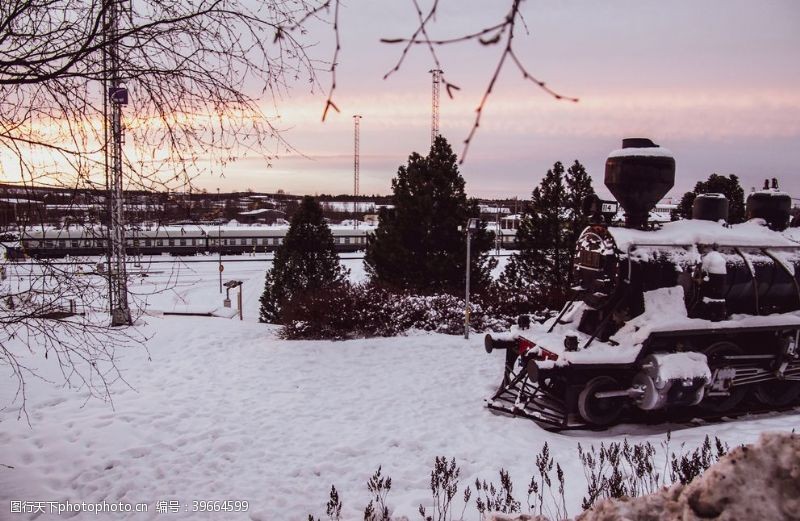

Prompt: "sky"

[213,0,800,201]
[5,1,799,201]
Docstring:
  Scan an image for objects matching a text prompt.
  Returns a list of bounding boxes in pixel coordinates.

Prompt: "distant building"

[237,208,286,224]
[500,214,522,230]
[478,204,511,216]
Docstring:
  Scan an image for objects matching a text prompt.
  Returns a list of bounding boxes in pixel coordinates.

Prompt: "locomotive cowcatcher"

[485,138,800,430]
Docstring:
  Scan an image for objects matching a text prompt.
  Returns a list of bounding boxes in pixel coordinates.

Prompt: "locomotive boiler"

[485,138,800,429]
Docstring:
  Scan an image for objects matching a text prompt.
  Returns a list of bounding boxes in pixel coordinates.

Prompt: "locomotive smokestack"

[605,138,675,229]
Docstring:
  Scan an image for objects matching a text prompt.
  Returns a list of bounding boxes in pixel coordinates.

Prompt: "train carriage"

[131,226,207,256]
[12,223,376,258]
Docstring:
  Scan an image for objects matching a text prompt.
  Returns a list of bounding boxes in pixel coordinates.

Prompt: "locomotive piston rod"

[593,388,644,399]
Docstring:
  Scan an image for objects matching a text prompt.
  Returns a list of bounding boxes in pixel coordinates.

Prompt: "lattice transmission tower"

[352,115,362,229]
[353,115,361,197]
[429,69,443,146]
[103,0,132,326]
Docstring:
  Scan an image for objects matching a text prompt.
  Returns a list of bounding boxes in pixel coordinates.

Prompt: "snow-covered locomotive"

[485,138,800,430]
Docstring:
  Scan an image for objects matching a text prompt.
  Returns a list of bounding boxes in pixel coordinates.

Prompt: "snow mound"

[650,352,710,381]
[487,432,799,521]
[576,431,800,521]
[611,286,687,345]
[702,250,727,275]
[609,219,799,251]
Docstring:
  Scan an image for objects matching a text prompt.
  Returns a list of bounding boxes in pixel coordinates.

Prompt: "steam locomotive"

[485,138,800,430]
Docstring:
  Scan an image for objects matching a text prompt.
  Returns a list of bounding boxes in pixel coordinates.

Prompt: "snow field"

[0,256,797,520]
[6,251,505,317]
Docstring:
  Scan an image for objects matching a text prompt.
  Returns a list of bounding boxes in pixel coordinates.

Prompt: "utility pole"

[353,114,362,229]
[218,220,223,294]
[104,0,131,326]
[429,69,443,147]
[464,218,478,340]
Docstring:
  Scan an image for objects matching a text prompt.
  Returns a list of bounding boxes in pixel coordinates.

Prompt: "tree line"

[259,136,755,339]
[258,136,595,338]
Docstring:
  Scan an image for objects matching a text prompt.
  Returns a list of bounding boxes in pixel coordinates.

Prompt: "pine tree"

[500,162,566,294]
[499,160,595,305]
[565,160,596,266]
[677,174,746,223]
[259,196,348,323]
[365,136,496,294]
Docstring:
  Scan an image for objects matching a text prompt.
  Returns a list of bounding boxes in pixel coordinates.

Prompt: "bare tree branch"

[0,0,331,416]
[320,0,340,122]
[381,0,579,163]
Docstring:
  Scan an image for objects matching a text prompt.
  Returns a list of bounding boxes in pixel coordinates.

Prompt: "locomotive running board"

[485,371,577,430]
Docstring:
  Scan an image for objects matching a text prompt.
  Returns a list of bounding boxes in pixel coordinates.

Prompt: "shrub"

[280,283,518,340]
[308,433,733,520]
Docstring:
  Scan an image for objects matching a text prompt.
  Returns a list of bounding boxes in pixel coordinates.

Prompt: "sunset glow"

[2,0,798,200]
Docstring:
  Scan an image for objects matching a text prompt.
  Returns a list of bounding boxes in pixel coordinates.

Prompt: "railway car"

[14,224,375,259]
[485,138,800,430]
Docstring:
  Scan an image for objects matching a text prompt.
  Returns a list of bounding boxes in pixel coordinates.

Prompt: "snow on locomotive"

[485,138,800,430]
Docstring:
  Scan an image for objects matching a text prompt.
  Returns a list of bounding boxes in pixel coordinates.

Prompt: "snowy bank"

[575,431,800,521]
[487,432,799,521]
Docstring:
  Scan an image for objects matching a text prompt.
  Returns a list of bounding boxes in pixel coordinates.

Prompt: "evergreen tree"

[565,160,596,266]
[677,174,746,223]
[500,162,567,294]
[365,136,496,294]
[259,196,348,323]
[499,160,594,305]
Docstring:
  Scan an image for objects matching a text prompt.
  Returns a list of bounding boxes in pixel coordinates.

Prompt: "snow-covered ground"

[2,251,509,318]
[1,256,797,520]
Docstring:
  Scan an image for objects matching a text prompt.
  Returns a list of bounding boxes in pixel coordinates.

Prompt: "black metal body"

[487,322,800,430]
[487,209,800,429]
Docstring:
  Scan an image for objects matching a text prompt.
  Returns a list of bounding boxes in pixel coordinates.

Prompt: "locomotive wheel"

[578,376,624,427]
[700,341,748,413]
[754,380,800,407]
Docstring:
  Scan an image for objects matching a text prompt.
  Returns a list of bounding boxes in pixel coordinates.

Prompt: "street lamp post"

[464,218,479,339]
[217,188,223,294]
[218,222,223,294]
